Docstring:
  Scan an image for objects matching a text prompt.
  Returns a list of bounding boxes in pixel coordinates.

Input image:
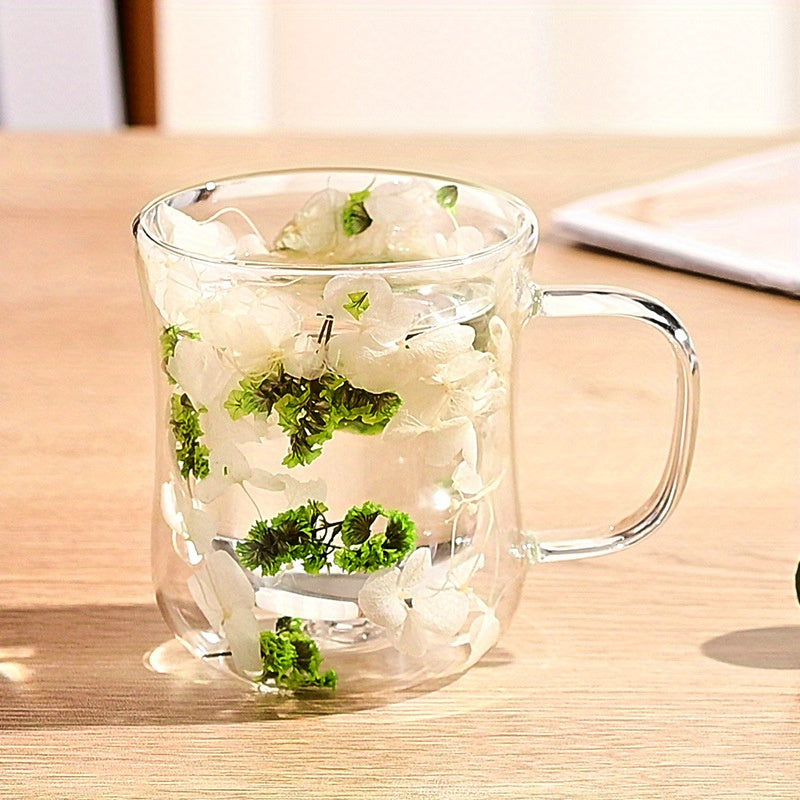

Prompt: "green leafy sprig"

[342,188,372,237]
[159,325,199,383]
[334,501,417,573]
[236,499,416,576]
[160,326,209,480]
[225,367,401,467]
[343,291,370,320]
[259,616,337,690]
[436,184,458,210]
[169,392,209,480]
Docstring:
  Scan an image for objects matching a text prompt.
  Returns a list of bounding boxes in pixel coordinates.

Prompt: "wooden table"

[2,132,798,799]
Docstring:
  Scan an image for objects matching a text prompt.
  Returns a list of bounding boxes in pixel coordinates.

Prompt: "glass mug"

[133,168,698,694]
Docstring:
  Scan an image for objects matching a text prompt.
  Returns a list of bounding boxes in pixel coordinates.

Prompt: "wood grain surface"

[1,132,798,799]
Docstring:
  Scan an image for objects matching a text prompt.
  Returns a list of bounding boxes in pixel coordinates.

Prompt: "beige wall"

[156,0,800,135]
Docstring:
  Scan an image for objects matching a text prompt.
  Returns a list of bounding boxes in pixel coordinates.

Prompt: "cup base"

[306,618,388,651]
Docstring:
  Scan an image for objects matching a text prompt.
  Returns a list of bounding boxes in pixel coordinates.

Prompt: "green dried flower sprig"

[226,367,401,468]
[236,499,417,576]
[259,616,337,690]
[169,392,209,480]
[436,184,458,210]
[159,324,199,383]
[342,188,372,237]
[161,326,209,480]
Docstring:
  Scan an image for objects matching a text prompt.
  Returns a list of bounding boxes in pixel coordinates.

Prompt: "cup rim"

[133,166,539,277]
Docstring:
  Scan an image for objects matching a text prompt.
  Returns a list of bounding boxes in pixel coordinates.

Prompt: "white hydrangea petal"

[438,387,470,420]
[209,321,272,375]
[201,399,273,450]
[193,471,231,504]
[247,470,327,506]
[461,422,478,468]
[468,592,494,616]
[433,231,450,256]
[194,441,252,502]
[323,275,393,323]
[228,320,279,374]
[199,405,232,450]
[189,287,298,374]
[436,225,485,257]
[424,417,474,467]
[325,331,360,375]
[365,179,452,245]
[358,568,407,630]
[413,589,470,637]
[298,188,344,252]
[158,259,205,325]
[245,469,285,492]
[405,324,475,376]
[190,285,252,333]
[205,549,255,614]
[395,379,446,425]
[248,308,300,366]
[415,548,482,596]
[488,314,513,373]
[281,333,327,380]
[187,567,224,631]
[368,297,422,346]
[452,460,483,495]
[327,333,404,394]
[139,233,167,290]
[279,474,327,506]
[395,609,430,657]
[464,610,501,668]
[223,606,263,675]
[168,487,195,517]
[386,229,441,261]
[364,180,426,223]
[157,204,237,258]
[266,177,484,264]
[397,547,432,595]
[211,441,251,484]
[381,408,428,439]
[184,507,218,554]
[447,550,485,590]
[160,481,184,533]
[336,217,394,262]
[442,350,490,384]
[249,291,299,333]
[170,337,231,410]
[274,188,347,253]
[473,376,506,419]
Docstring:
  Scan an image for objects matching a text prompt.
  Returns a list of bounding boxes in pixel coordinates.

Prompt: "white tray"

[551,143,800,296]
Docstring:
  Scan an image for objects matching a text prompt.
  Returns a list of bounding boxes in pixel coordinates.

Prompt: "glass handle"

[525,285,700,563]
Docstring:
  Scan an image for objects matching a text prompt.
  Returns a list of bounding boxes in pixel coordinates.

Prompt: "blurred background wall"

[0,0,124,128]
[1,0,798,135]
